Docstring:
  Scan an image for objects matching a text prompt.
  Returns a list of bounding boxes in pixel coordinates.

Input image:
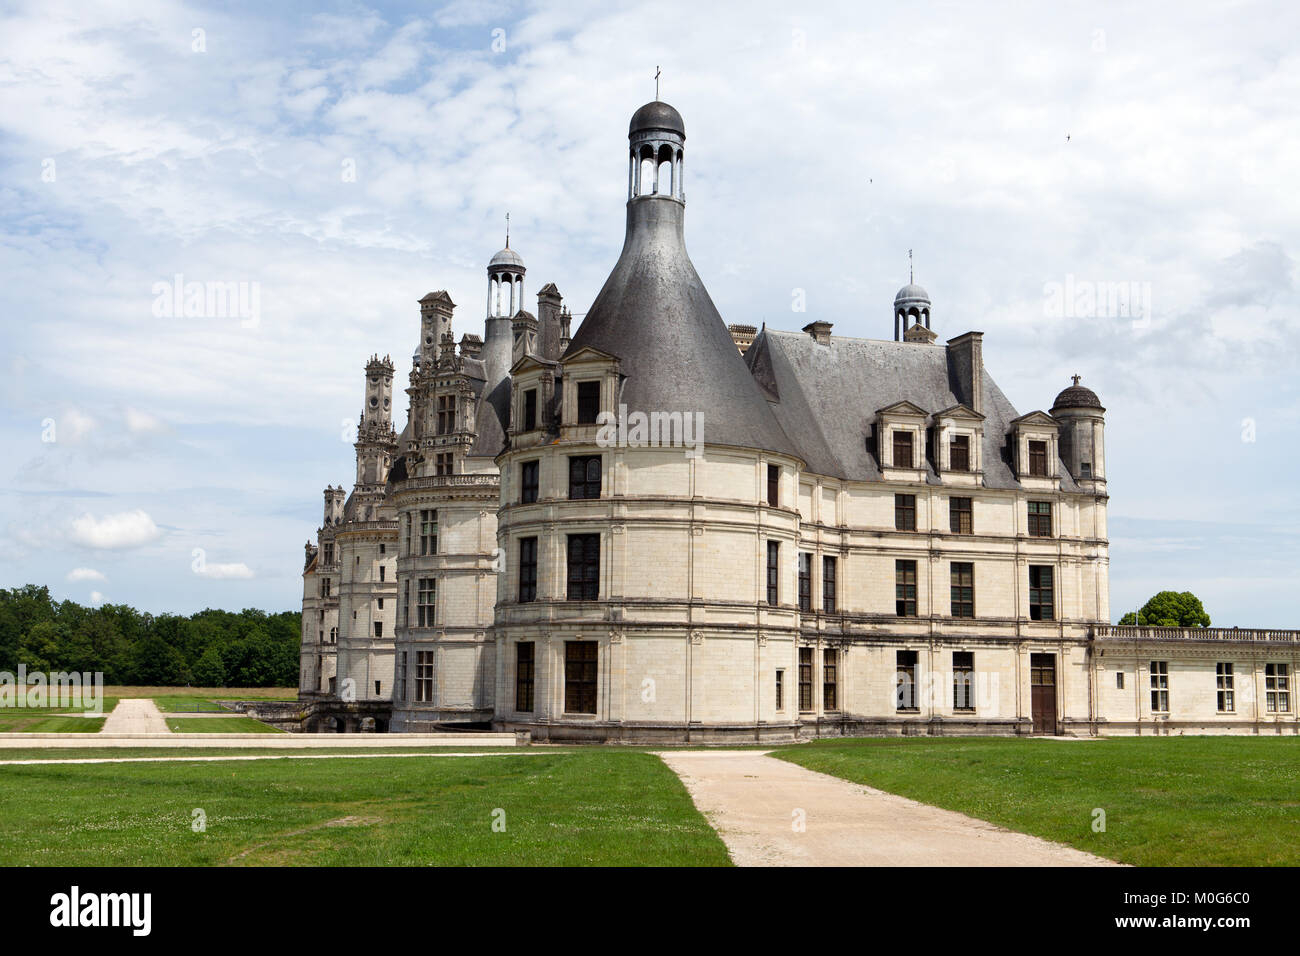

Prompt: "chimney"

[512,310,538,366]
[458,333,483,359]
[946,331,984,414]
[536,283,563,361]
[728,323,757,354]
[559,306,572,353]
[802,320,833,345]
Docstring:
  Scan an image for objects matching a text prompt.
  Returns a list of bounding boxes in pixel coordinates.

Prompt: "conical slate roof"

[564,193,799,458]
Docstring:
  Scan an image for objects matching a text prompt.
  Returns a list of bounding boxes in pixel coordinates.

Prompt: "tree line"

[0,585,300,687]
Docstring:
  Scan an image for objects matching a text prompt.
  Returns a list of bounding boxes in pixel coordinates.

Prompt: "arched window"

[657,144,674,196]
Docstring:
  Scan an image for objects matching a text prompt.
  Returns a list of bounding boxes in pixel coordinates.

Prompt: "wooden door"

[1030,653,1057,735]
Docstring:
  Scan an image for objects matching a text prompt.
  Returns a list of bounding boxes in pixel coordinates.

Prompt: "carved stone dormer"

[930,403,985,484]
[876,400,928,479]
[1008,411,1061,489]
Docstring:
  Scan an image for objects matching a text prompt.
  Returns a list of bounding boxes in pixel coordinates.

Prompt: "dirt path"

[656,750,1119,867]
[99,698,170,734]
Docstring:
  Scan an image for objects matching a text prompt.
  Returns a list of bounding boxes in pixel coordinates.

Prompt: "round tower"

[1051,375,1106,484]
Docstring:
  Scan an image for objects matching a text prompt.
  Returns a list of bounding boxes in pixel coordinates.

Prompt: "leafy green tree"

[1119,591,1211,627]
[191,645,227,687]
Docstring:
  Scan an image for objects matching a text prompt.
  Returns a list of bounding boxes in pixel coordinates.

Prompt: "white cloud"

[69,510,162,549]
[123,407,169,434]
[196,561,255,580]
[66,567,107,581]
[89,590,104,605]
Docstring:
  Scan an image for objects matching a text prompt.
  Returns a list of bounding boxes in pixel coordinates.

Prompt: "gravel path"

[100,698,170,734]
[656,750,1120,867]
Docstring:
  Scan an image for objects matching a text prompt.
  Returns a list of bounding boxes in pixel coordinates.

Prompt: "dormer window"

[950,435,970,472]
[892,431,914,469]
[437,395,456,435]
[1028,440,1048,477]
[577,381,600,424]
[523,389,537,431]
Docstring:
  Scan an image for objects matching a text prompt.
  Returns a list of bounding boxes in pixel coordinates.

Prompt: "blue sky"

[1,0,1297,625]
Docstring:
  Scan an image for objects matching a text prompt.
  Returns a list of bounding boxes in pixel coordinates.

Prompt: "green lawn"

[776,736,1300,866]
[0,751,729,866]
[153,696,228,713]
[0,696,117,713]
[165,716,284,734]
[0,715,105,733]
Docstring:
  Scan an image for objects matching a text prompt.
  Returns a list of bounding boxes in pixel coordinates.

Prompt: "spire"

[655,65,661,101]
[563,100,798,460]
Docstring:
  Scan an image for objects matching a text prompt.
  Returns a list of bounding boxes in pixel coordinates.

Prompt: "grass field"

[0,715,105,733]
[0,751,729,866]
[164,717,284,734]
[776,736,1300,866]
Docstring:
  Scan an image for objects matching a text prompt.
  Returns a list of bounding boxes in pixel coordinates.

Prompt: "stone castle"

[300,99,1300,740]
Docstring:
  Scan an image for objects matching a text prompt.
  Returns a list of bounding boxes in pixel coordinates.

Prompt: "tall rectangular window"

[766,464,779,507]
[896,650,918,710]
[822,556,837,613]
[436,452,453,476]
[893,430,914,469]
[1149,661,1169,712]
[1028,439,1048,477]
[323,543,335,565]
[895,493,916,531]
[374,621,383,638]
[1216,662,1234,713]
[949,434,971,472]
[437,394,457,435]
[766,541,780,605]
[396,652,407,702]
[419,509,438,555]
[1266,663,1291,713]
[1028,501,1053,537]
[415,651,434,703]
[895,560,917,616]
[576,380,601,424]
[515,642,535,712]
[523,388,537,431]
[798,647,813,711]
[564,641,598,714]
[1028,565,1054,620]
[518,537,538,603]
[567,534,600,600]
[950,496,972,534]
[950,562,975,618]
[953,651,975,711]
[417,578,436,627]
[568,455,602,499]
[521,460,539,503]
[798,553,812,612]
[775,669,785,712]
[823,648,838,711]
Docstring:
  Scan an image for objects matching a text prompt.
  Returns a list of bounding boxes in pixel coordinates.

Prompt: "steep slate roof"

[563,197,799,458]
[746,328,1078,492]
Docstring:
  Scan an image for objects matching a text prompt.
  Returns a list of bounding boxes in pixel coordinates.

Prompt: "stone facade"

[300,97,1298,740]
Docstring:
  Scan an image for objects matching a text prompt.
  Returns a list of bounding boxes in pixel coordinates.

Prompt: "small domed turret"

[1051,375,1106,483]
[894,282,932,341]
[629,100,685,202]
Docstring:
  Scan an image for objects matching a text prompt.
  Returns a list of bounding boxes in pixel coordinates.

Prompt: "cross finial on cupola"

[505,211,510,248]
[909,248,913,283]
[655,65,661,100]
[1072,373,1081,386]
